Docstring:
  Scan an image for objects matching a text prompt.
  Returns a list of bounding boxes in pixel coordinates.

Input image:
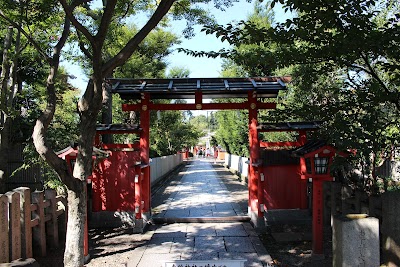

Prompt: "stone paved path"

[126,159,273,267]
[152,159,247,219]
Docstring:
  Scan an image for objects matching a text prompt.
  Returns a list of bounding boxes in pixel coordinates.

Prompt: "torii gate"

[106,77,290,227]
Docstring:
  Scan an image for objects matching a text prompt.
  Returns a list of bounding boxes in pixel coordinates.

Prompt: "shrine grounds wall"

[223,153,249,182]
[150,153,183,186]
[223,153,400,265]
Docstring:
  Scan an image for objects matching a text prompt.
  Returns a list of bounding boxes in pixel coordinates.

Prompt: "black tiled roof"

[291,140,328,157]
[257,121,322,132]
[96,124,141,133]
[108,77,289,100]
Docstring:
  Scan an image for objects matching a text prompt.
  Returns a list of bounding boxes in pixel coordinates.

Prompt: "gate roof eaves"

[108,76,290,100]
[257,121,322,132]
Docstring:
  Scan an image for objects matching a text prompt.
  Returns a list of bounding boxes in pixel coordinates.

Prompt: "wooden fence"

[0,187,67,263]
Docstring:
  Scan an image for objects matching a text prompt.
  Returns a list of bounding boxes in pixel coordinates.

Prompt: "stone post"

[32,191,46,256]
[45,190,59,248]
[0,194,9,263]
[382,191,400,267]
[332,214,379,267]
[14,187,33,258]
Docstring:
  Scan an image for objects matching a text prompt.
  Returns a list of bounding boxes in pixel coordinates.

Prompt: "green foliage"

[112,26,180,78]
[101,26,199,156]
[150,102,201,156]
[167,66,190,78]
[189,114,208,133]
[214,108,249,157]
[209,1,400,186]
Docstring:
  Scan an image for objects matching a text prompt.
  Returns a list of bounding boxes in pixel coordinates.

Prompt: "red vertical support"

[312,179,324,254]
[248,90,263,225]
[299,156,308,209]
[298,130,307,146]
[140,93,151,216]
[134,166,142,219]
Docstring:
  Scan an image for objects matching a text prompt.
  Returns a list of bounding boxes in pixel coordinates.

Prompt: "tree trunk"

[63,182,86,267]
[101,80,113,144]
[0,26,13,193]
[62,78,103,267]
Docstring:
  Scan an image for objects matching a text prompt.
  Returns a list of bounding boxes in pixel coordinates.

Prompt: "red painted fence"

[91,150,140,212]
[262,165,307,210]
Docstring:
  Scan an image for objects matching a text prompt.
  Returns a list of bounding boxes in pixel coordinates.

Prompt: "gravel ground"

[35,160,333,267]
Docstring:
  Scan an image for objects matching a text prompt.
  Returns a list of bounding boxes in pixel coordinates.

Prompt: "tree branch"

[77,31,93,60]
[58,0,96,46]
[359,52,400,110]
[32,16,73,186]
[0,9,50,62]
[96,0,117,48]
[101,0,175,76]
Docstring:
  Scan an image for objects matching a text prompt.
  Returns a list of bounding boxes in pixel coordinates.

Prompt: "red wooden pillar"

[298,131,308,209]
[312,178,324,254]
[298,130,307,146]
[134,166,142,219]
[248,90,263,225]
[140,93,151,217]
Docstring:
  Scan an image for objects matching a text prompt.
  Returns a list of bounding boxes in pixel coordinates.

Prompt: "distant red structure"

[258,122,320,211]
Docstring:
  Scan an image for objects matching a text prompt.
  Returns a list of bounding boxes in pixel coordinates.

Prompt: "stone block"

[0,258,39,267]
[382,191,400,267]
[332,214,379,267]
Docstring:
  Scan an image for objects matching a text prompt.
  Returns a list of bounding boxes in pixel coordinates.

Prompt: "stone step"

[152,216,251,224]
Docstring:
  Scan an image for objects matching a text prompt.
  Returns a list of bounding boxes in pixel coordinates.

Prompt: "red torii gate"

[107,77,290,227]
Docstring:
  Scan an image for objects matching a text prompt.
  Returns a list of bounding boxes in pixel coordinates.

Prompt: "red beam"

[122,102,276,111]
[260,141,301,148]
[101,143,140,149]
[257,102,277,109]
[96,130,141,134]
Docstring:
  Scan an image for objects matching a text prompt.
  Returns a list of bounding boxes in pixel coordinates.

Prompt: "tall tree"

[0,0,63,192]
[188,0,400,188]
[28,0,235,266]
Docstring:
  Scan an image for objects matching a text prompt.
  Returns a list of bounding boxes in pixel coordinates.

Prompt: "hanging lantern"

[314,154,329,174]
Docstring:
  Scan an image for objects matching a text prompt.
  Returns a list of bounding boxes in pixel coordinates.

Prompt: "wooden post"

[6,191,21,261]
[32,191,46,256]
[14,187,33,258]
[0,194,9,263]
[312,179,324,254]
[45,190,59,248]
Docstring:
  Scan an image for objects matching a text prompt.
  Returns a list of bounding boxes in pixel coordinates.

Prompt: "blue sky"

[63,0,288,91]
[165,0,256,78]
